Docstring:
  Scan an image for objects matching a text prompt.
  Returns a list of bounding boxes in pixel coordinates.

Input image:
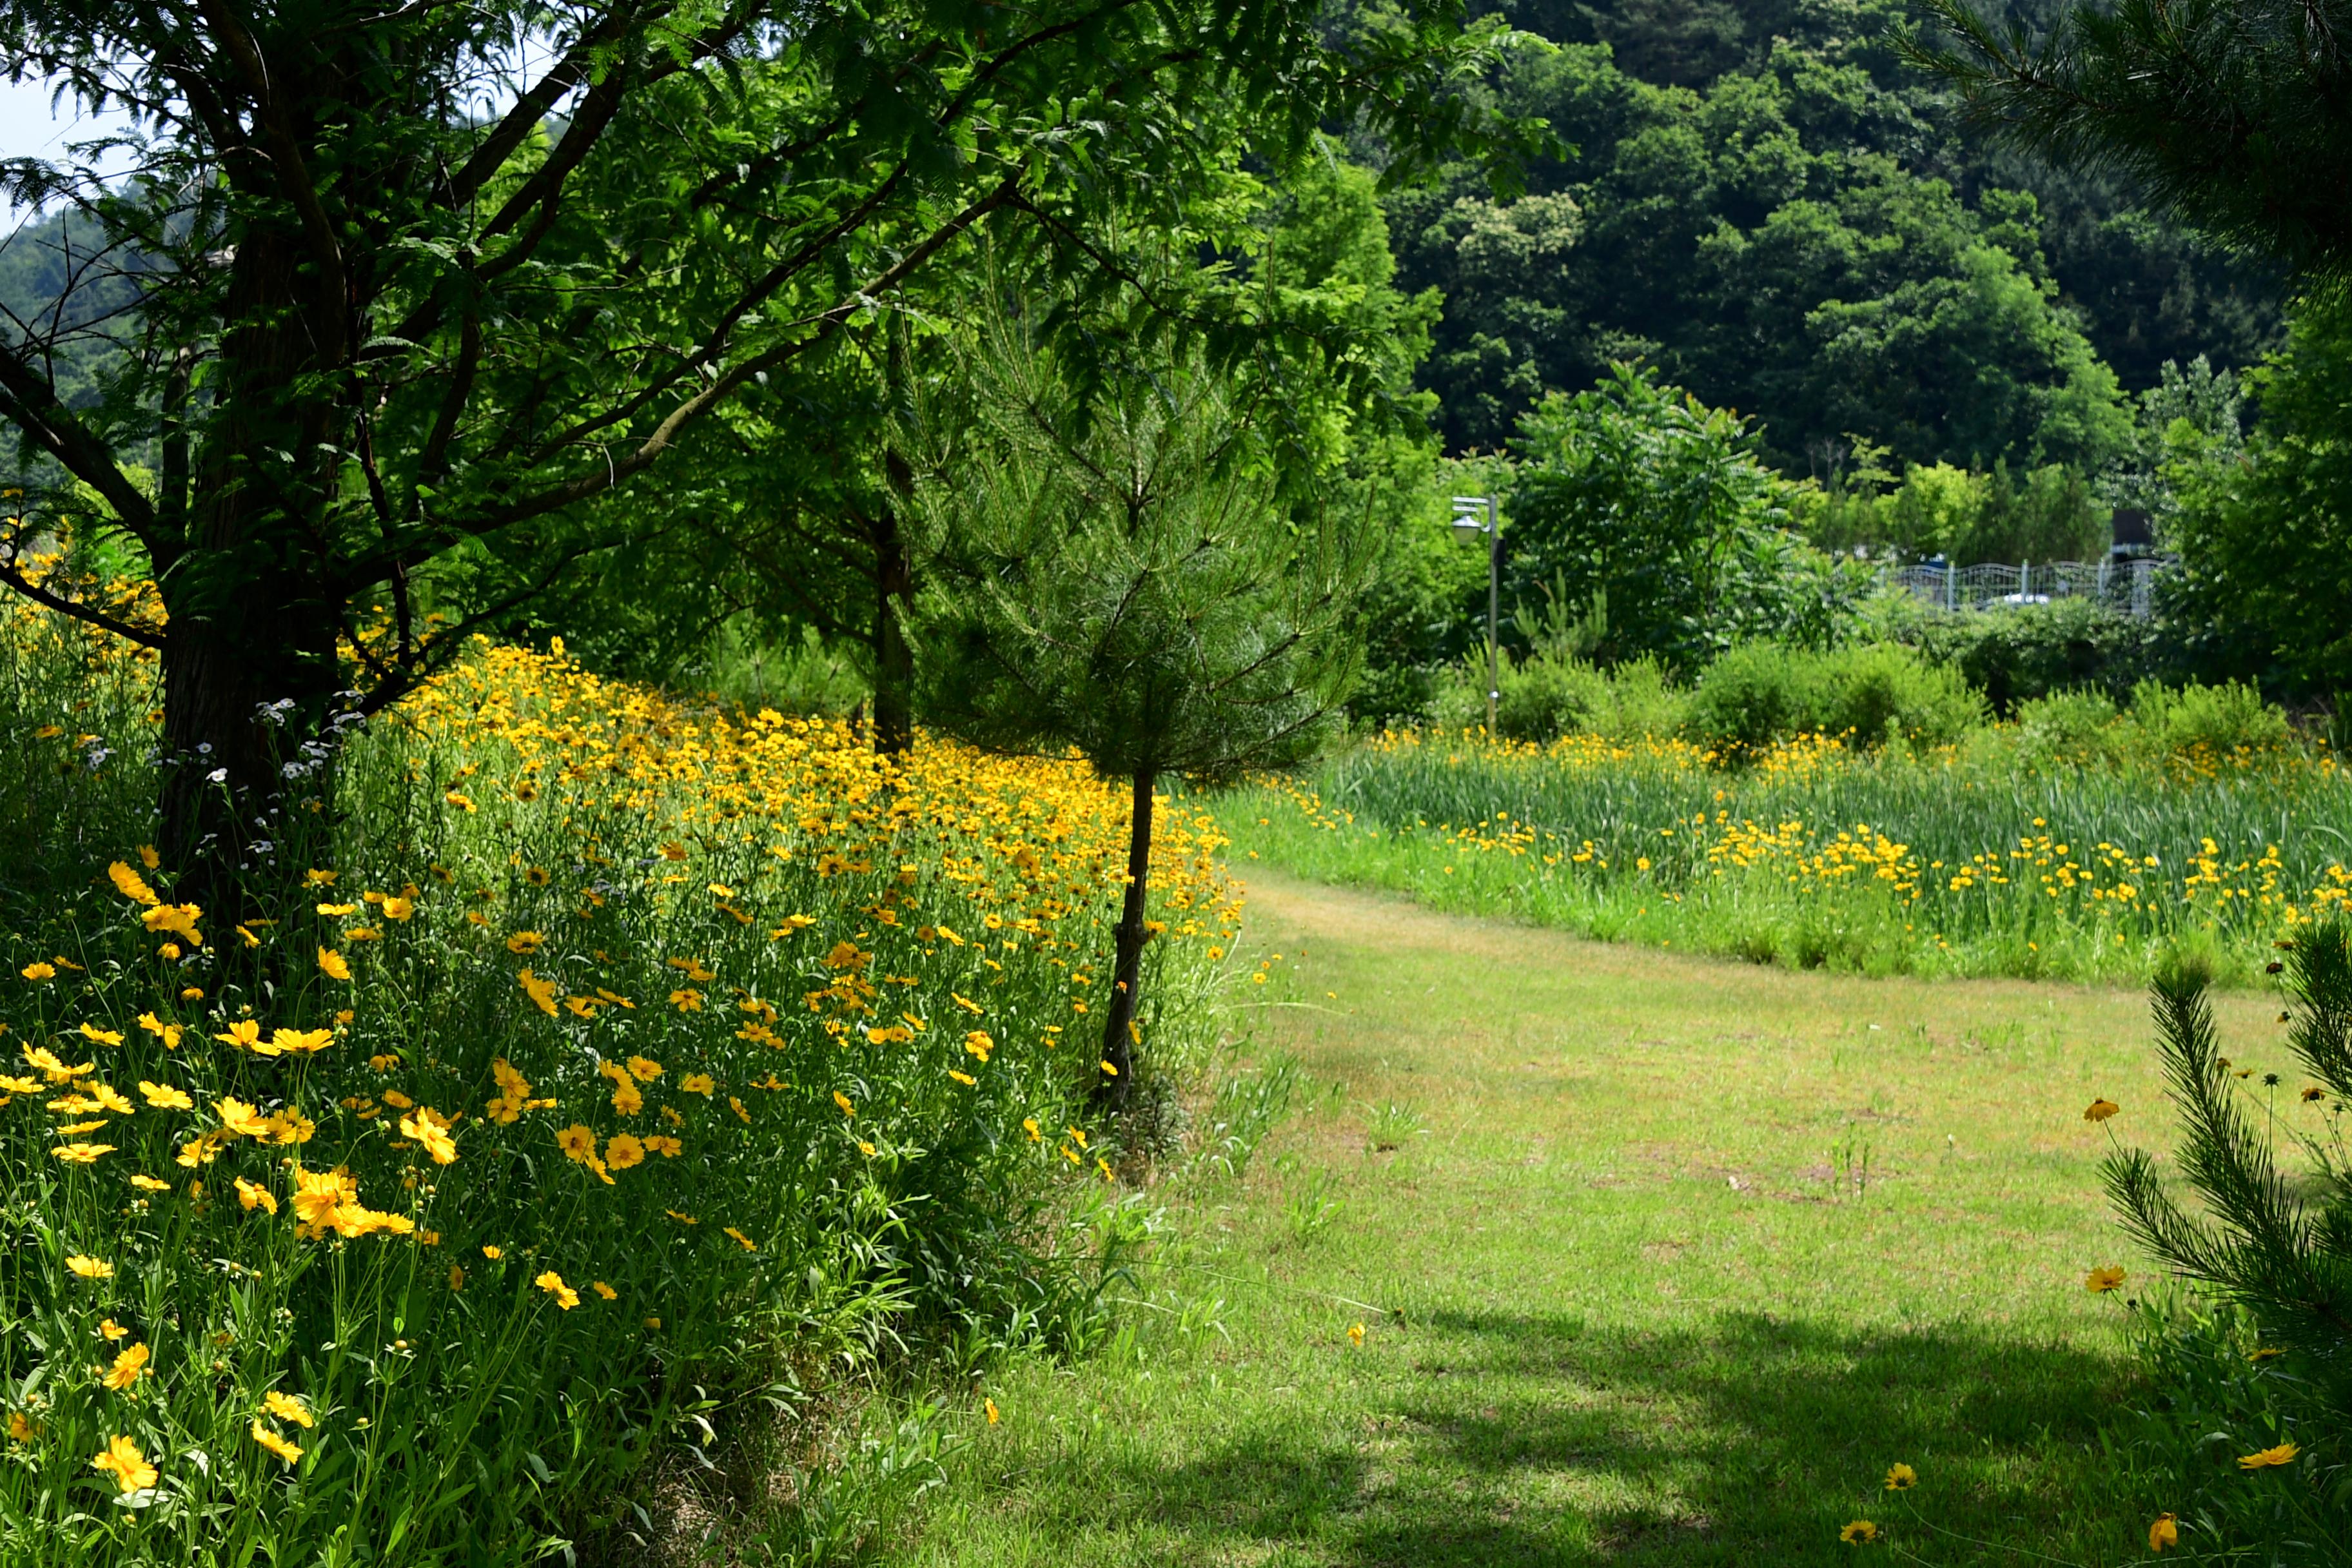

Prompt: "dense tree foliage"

[1385,0,2278,467]
[0,0,1525,888]
[1505,364,1867,671]
[1915,0,2352,282]
[2164,298,2352,700]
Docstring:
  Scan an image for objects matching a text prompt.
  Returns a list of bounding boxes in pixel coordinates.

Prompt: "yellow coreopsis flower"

[90,1434,156,1493]
[215,1019,262,1051]
[2083,1098,2121,1122]
[399,1110,459,1164]
[2084,1266,2127,1293]
[318,948,351,981]
[1883,1464,1916,1491]
[65,1255,112,1279]
[1839,1520,1877,1545]
[234,1177,279,1215]
[555,1124,595,1162]
[250,1419,303,1465]
[2239,1442,2299,1470]
[518,968,559,1016]
[52,1142,115,1163]
[535,1270,580,1309]
[139,1081,192,1110]
[110,860,161,907]
[2148,1513,2178,1552]
[101,1342,152,1391]
[257,1026,333,1057]
[262,1391,314,1429]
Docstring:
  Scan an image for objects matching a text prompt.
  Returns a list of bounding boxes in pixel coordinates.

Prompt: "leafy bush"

[2121,1297,2352,1565]
[1683,643,1981,754]
[1683,643,1822,753]
[1494,652,1610,741]
[2166,295,2352,699]
[2013,687,2128,767]
[1816,644,1983,749]
[1871,594,2161,715]
[2128,679,2295,761]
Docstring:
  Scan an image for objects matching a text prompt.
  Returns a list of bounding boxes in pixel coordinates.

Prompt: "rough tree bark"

[155,218,346,909]
[1094,768,1155,1112]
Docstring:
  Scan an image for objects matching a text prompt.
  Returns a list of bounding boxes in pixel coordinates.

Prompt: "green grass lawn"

[897,872,2289,1567]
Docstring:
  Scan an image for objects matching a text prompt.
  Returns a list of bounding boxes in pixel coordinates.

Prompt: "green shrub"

[2013,687,2127,767]
[2127,678,2295,760]
[1495,651,1609,740]
[1685,643,1981,753]
[1588,655,1691,741]
[1434,647,1694,743]
[1816,643,1983,748]
[1872,595,2161,716]
[1504,364,1868,671]
[1685,643,1823,752]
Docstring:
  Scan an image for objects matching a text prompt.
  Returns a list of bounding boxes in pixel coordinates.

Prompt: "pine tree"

[2104,923,2352,1378]
[906,296,1373,1109]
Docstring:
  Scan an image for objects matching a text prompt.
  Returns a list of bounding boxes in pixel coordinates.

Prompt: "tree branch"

[0,558,168,649]
[0,342,160,542]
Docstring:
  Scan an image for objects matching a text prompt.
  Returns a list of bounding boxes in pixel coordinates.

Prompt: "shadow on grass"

[1095,1308,2138,1567]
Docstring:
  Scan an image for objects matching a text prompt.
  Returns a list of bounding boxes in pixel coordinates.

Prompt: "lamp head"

[1449,495,1493,541]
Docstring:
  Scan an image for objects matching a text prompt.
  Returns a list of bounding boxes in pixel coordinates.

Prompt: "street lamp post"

[1450,496,1500,733]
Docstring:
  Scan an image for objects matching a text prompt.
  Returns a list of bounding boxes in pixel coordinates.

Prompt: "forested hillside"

[1393,0,2282,469]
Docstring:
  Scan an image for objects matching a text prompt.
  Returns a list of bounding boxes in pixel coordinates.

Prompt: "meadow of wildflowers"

[0,583,1239,1563]
[1227,727,2352,983]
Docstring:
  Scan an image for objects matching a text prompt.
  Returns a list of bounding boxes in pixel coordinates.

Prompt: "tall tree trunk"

[1095,769,1155,1113]
[871,503,914,757]
[157,223,344,920]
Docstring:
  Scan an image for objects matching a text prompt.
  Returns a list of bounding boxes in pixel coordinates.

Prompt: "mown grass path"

[907,873,2282,1566]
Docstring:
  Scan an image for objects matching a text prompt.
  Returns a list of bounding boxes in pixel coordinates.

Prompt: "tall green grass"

[1224,730,2352,983]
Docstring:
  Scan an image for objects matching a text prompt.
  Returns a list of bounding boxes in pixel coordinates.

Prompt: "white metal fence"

[1884,556,2173,618]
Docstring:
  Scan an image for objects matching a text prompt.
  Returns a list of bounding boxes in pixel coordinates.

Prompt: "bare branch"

[0,342,159,542]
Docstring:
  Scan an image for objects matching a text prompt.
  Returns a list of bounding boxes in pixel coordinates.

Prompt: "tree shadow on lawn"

[1108,1308,2140,1567]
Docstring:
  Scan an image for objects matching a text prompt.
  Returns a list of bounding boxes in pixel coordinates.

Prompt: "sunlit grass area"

[904,872,2289,1565]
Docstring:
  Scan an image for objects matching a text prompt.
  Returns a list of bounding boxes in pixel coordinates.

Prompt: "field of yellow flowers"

[0,592,1239,1564]
[1226,727,2352,983]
